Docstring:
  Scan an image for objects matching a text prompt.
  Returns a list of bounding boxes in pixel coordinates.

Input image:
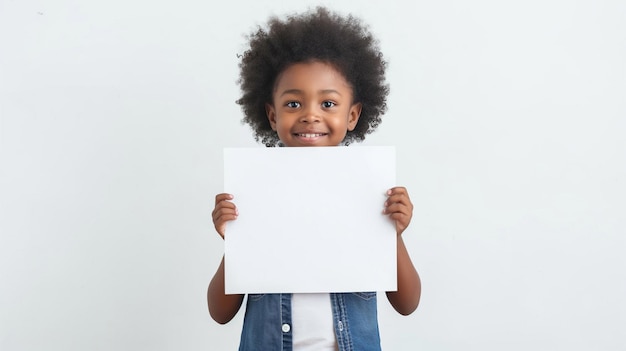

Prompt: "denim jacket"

[238,292,381,351]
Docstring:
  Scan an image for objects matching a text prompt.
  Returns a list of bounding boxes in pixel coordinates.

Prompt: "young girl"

[208,7,421,350]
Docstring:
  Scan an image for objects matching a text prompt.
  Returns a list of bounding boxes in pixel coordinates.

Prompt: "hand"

[212,193,238,239]
[383,187,413,236]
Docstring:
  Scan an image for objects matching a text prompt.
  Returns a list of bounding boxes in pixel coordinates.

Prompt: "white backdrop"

[1,0,625,350]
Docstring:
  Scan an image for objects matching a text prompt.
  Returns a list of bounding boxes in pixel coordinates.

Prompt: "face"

[266,61,362,147]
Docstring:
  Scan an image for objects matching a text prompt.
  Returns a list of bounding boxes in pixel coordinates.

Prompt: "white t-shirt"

[292,293,338,351]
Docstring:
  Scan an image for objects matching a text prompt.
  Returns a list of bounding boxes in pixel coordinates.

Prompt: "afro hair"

[236,7,389,146]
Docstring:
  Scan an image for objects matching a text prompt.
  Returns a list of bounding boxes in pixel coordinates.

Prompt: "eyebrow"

[278,89,343,97]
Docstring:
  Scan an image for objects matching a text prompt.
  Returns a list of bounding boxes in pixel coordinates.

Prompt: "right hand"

[212,193,238,239]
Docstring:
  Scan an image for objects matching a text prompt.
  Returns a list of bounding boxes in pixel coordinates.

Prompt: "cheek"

[334,114,352,129]
[275,120,292,134]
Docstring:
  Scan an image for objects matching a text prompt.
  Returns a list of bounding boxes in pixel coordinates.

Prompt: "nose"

[299,105,321,123]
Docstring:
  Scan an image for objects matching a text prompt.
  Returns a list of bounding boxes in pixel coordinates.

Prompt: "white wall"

[1,0,624,350]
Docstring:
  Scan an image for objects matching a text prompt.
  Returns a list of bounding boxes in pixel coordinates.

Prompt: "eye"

[285,101,300,108]
[322,101,336,108]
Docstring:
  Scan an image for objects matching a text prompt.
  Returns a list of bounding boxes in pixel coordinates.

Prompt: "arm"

[208,256,245,324]
[383,187,421,315]
[207,193,245,324]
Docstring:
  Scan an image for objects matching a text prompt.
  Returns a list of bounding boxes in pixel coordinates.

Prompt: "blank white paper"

[223,146,397,294]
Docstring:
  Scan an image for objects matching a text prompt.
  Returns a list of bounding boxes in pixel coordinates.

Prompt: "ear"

[347,102,362,131]
[265,103,277,131]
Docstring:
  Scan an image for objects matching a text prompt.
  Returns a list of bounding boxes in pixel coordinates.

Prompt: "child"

[208,7,421,350]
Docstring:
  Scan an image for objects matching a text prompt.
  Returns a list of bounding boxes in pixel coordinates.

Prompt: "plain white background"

[1,0,624,350]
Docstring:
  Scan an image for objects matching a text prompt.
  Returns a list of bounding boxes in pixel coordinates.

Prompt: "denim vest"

[238,293,381,351]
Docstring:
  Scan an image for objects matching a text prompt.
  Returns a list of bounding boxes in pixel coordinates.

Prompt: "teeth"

[300,133,323,138]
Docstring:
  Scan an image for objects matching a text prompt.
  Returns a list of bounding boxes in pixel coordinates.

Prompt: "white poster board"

[223,146,397,294]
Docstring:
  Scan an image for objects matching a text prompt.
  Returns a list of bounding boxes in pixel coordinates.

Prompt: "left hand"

[383,186,413,236]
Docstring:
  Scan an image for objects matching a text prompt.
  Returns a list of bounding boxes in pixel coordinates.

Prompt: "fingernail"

[387,189,392,195]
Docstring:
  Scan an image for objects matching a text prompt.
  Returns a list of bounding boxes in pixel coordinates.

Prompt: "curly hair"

[236,7,389,146]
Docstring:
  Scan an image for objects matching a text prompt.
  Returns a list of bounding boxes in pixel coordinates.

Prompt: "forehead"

[273,61,352,92]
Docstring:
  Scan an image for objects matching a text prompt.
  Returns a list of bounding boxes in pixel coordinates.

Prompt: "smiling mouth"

[294,133,327,138]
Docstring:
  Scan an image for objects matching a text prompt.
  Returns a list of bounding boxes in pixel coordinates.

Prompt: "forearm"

[207,256,245,324]
[386,236,421,315]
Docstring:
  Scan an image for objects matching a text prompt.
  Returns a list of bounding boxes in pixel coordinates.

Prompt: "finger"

[387,186,408,196]
[212,206,238,220]
[386,194,412,208]
[213,194,237,219]
[389,211,410,221]
[385,194,413,211]
[212,194,238,239]
[213,200,237,214]
[383,202,410,215]
[386,187,411,202]
[215,193,234,205]
[215,214,238,225]
[385,187,413,236]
